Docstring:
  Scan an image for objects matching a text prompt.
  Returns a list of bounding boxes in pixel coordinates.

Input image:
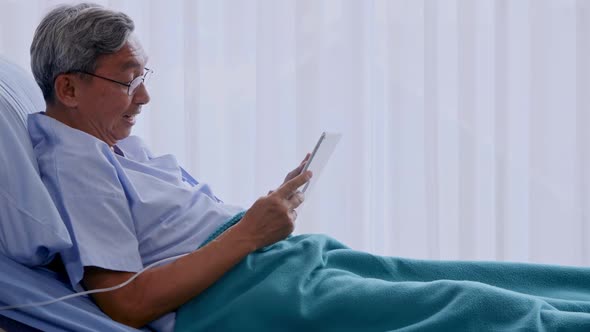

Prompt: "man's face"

[74,36,150,146]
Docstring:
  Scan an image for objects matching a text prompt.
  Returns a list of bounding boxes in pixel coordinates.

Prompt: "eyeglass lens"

[128,70,152,95]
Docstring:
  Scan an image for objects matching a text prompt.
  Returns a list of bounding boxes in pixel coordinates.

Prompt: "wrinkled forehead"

[124,34,148,67]
[96,34,149,72]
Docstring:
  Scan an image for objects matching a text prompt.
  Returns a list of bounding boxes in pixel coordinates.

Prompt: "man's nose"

[133,83,150,105]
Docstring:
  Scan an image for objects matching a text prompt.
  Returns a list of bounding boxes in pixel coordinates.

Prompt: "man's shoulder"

[27,113,120,183]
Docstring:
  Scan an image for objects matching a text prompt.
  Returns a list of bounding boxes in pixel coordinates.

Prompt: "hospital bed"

[0,56,142,331]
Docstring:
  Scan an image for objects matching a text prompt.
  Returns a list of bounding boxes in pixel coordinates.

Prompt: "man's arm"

[83,171,311,328]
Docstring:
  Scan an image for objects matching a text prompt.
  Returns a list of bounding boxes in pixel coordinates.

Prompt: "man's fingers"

[301,153,311,164]
[276,170,312,197]
[286,191,305,209]
[293,153,312,173]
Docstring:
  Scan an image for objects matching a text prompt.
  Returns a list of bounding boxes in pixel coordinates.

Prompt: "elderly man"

[28,3,310,330]
[27,3,590,332]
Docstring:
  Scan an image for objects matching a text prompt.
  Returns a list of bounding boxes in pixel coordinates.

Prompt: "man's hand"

[237,170,312,250]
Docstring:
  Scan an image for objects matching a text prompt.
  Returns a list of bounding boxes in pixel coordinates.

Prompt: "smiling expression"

[66,35,150,146]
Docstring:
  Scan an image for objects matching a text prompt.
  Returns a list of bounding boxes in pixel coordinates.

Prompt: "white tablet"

[300,132,342,194]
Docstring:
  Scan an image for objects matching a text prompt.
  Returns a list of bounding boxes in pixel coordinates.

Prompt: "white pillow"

[0,56,71,266]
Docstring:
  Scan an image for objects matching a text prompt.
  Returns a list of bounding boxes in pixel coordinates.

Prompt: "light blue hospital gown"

[28,113,244,332]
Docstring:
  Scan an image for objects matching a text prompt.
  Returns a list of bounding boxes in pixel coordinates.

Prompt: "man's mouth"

[123,112,140,124]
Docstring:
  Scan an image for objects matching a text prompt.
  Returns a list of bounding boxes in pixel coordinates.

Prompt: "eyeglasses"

[74,68,154,96]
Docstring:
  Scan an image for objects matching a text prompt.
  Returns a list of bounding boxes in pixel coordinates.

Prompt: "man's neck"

[45,106,74,128]
[44,105,117,148]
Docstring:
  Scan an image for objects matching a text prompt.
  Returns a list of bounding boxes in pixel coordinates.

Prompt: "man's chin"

[115,129,133,142]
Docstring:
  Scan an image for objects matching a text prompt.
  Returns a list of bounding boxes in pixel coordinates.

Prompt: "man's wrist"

[221,222,259,254]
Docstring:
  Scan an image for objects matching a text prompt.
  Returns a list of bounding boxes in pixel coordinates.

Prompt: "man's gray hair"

[30,3,135,102]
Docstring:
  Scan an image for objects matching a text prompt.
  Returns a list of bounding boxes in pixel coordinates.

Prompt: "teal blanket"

[176,226,590,331]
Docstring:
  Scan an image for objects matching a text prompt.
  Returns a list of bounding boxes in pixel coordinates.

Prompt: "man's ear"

[53,74,80,108]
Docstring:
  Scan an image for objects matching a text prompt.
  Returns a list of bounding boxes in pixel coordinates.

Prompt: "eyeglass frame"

[67,67,153,96]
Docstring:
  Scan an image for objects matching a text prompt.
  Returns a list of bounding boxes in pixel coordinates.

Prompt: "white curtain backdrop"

[2,0,589,266]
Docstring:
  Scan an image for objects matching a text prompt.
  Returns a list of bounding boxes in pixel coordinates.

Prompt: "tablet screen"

[300,132,342,194]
